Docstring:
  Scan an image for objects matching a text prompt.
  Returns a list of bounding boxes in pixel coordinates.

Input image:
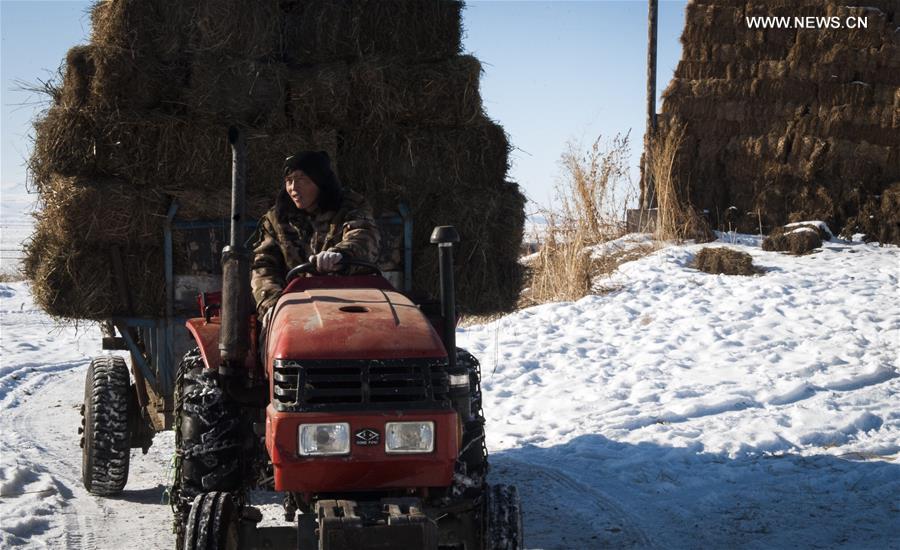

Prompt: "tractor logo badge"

[355,428,380,446]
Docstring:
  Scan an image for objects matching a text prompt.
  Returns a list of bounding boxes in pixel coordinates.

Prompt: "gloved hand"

[310,251,343,272]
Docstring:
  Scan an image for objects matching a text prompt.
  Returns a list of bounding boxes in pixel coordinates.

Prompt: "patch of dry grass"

[0,271,25,283]
[523,133,638,305]
[648,120,713,242]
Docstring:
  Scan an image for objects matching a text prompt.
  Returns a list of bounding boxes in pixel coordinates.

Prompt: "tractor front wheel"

[81,355,131,495]
[485,484,524,550]
[172,349,242,547]
[183,491,240,550]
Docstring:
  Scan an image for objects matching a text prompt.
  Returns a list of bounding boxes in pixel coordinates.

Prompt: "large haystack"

[25,0,524,319]
[656,0,899,243]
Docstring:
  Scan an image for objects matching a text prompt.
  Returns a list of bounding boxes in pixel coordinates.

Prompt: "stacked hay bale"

[658,0,899,242]
[25,0,524,319]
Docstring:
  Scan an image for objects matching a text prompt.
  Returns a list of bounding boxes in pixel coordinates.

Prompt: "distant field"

[1,194,35,275]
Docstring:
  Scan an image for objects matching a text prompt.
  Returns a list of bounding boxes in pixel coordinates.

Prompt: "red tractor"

[170,129,523,549]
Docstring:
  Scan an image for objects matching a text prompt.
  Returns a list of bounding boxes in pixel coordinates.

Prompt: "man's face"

[285,170,319,211]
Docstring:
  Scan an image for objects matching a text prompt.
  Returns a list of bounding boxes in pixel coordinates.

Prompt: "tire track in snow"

[5,363,175,549]
[491,456,655,549]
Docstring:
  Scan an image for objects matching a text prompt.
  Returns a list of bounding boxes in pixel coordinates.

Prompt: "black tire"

[172,349,242,547]
[458,349,488,487]
[485,484,524,550]
[183,492,240,550]
[81,355,131,495]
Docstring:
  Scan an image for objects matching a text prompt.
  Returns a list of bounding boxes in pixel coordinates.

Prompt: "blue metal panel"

[398,202,413,292]
[172,220,257,231]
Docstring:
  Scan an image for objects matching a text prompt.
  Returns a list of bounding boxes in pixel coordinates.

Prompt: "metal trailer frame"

[106,201,413,405]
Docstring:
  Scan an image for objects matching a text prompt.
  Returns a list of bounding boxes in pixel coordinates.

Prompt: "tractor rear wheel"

[172,349,242,548]
[485,484,524,550]
[183,491,240,550]
[81,355,131,495]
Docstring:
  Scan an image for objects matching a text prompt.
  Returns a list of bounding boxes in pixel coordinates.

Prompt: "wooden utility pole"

[641,0,659,210]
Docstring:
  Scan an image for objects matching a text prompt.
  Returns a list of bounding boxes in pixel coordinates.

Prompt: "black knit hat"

[282,150,343,211]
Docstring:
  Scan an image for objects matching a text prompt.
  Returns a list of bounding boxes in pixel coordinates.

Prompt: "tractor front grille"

[272,358,451,412]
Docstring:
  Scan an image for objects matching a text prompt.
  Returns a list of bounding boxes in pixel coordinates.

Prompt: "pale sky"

[1,0,687,211]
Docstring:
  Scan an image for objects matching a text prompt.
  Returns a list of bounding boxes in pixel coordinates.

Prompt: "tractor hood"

[266,287,447,361]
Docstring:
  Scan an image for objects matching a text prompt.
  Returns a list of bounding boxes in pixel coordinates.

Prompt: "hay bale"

[337,121,509,209]
[30,106,99,189]
[692,247,760,276]
[60,46,96,108]
[30,107,335,195]
[191,0,282,58]
[762,223,826,254]
[91,45,189,110]
[841,182,900,243]
[337,120,517,312]
[28,1,523,319]
[283,0,462,64]
[186,55,287,127]
[89,0,191,60]
[411,180,526,314]
[36,175,167,244]
[661,0,897,243]
[23,223,165,319]
[349,55,483,126]
[286,63,351,128]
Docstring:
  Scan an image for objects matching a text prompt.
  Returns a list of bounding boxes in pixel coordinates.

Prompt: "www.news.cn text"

[745,16,868,30]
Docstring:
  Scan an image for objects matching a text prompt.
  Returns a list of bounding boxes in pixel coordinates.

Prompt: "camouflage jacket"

[250,189,380,314]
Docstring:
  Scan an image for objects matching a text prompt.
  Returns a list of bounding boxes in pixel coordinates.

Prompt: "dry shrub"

[693,247,760,275]
[762,224,824,255]
[523,134,635,305]
[649,119,713,242]
[525,220,593,304]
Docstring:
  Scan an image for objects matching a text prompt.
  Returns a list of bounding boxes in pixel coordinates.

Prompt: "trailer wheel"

[183,492,240,550]
[172,349,242,547]
[485,484,524,550]
[81,355,131,495]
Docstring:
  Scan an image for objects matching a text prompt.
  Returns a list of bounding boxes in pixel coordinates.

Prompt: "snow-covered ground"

[1,233,898,548]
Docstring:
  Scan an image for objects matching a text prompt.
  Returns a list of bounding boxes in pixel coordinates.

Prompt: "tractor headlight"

[298,423,350,456]
[385,421,434,454]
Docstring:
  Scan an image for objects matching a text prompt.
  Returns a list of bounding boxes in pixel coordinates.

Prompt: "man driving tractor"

[251,151,381,317]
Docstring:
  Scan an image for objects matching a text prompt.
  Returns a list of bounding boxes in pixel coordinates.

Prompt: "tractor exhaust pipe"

[431,226,472,421]
[219,126,251,374]
[430,226,460,370]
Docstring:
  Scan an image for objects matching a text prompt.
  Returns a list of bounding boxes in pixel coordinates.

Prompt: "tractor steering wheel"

[284,257,382,284]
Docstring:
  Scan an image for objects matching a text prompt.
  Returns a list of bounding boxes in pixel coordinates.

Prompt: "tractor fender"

[185,318,258,372]
[185,319,222,371]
